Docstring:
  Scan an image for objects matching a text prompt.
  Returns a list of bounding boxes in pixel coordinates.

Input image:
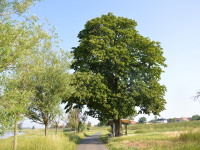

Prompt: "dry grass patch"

[164,131,183,137]
[124,140,174,149]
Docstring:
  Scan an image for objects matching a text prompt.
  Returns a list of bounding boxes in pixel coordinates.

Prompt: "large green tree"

[65,13,167,136]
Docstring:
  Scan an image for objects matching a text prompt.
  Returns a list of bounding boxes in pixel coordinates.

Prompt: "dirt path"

[76,132,108,150]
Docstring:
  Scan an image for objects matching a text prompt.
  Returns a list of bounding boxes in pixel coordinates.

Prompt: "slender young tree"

[27,51,73,136]
[0,1,55,149]
[52,110,63,134]
[65,13,167,136]
[1,70,33,150]
[67,109,80,132]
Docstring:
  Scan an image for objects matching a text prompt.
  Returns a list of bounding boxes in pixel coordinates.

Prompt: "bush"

[100,134,110,144]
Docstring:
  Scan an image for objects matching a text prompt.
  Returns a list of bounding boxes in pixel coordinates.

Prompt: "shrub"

[100,134,110,144]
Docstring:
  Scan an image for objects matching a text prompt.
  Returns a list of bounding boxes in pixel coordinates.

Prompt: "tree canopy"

[26,50,73,136]
[0,0,48,74]
[0,1,73,149]
[138,117,147,124]
[191,115,200,121]
[64,13,167,136]
[0,0,42,16]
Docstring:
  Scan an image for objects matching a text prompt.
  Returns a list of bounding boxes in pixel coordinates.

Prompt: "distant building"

[176,117,190,122]
[131,121,137,124]
[157,118,167,123]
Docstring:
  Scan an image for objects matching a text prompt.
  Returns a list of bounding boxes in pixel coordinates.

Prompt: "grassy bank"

[3,122,200,150]
[128,121,200,133]
[100,121,200,150]
[0,129,86,150]
[88,126,109,135]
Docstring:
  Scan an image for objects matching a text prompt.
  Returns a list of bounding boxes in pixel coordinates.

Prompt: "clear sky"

[24,0,200,127]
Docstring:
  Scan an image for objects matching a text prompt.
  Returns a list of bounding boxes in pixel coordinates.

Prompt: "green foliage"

[67,13,167,125]
[100,134,110,144]
[79,123,87,132]
[67,108,87,132]
[0,0,42,15]
[67,109,80,131]
[0,69,33,134]
[18,122,23,130]
[138,117,147,124]
[0,1,73,149]
[0,0,50,74]
[87,122,91,131]
[191,114,200,121]
[168,118,176,123]
[0,0,72,139]
[26,50,73,135]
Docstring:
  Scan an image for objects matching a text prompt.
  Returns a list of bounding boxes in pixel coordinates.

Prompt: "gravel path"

[76,132,108,150]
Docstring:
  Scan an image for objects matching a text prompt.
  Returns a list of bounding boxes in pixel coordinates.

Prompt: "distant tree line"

[191,115,200,121]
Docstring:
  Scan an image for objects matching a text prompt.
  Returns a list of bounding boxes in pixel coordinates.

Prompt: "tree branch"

[0,12,17,16]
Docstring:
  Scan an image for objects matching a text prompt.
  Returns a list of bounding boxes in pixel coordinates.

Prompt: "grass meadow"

[1,121,200,150]
[101,121,200,150]
[0,128,86,150]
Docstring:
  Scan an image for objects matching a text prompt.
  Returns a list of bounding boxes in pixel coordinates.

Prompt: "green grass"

[98,121,200,150]
[128,121,200,134]
[0,128,87,150]
[3,122,200,150]
[179,130,200,142]
[100,134,110,144]
[89,126,109,135]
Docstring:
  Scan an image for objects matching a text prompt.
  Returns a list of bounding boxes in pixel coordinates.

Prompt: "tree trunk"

[45,123,48,136]
[125,124,127,135]
[121,124,123,136]
[56,126,58,135]
[78,123,80,132]
[55,122,58,135]
[111,125,113,136]
[113,123,115,137]
[13,119,18,150]
[113,119,121,137]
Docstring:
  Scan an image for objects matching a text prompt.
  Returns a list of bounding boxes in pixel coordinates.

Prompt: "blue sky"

[25,0,200,126]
